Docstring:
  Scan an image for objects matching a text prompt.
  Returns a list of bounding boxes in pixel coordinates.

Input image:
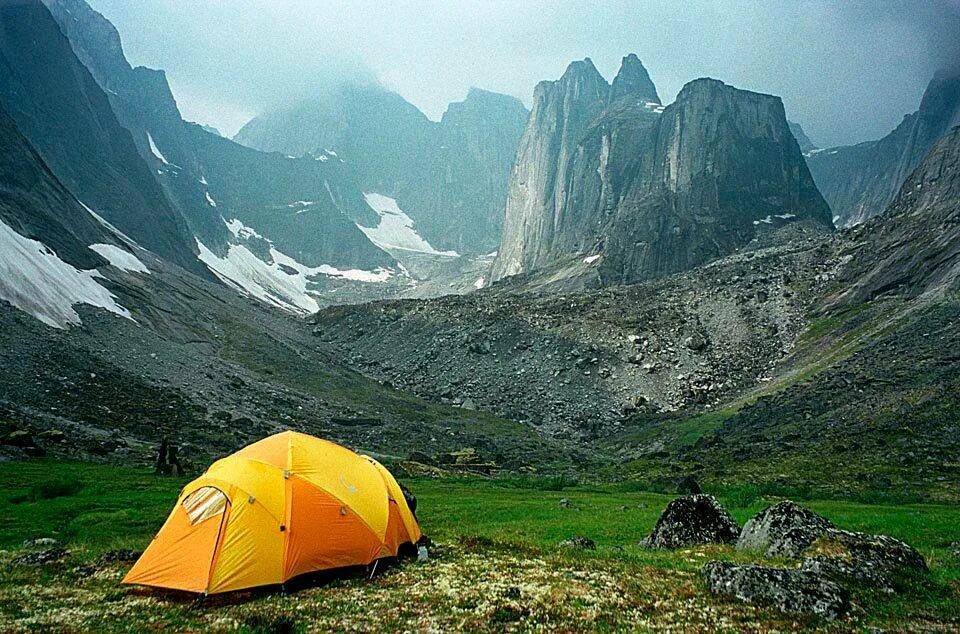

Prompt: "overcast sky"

[87,0,960,147]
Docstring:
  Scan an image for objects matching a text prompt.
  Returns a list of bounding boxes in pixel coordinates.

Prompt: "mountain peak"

[611,53,659,103]
[560,57,605,84]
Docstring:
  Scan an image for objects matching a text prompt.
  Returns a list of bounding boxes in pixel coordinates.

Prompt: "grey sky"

[87,0,960,147]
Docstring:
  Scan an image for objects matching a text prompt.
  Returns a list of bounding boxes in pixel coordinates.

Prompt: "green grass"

[0,460,958,631]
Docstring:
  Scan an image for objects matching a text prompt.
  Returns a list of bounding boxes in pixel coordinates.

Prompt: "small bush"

[496,474,579,491]
[10,479,84,504]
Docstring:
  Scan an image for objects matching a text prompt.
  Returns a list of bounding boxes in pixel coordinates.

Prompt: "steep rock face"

[0,0,201,272]
[0,105,110,269]
[807,71,960,227]
[491,58,612,279]
[493,69,832,284]
[827,124,960,306]
[235,84,528,254]
[610,53,660,104]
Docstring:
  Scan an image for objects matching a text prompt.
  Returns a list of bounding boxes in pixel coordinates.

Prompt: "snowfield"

[358,193,459,257]
[88,244,150,274]
[0,220,134,329]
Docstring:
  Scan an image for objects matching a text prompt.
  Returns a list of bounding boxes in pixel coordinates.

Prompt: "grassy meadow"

[0,460,958,631]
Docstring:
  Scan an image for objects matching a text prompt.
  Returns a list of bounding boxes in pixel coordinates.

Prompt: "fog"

[88,0,960,147]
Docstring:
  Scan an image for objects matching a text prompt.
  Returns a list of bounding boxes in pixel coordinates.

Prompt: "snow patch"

[89,244,149,274]
[775,213,797,220]
[146,132,169,165]
[205,192,217,207]
[0,220,133,329]
[358,193,459,257]
[224,218,265,241]
[752,215,773,225]
[583,254,601,264]
[197,239,319,314]
[473,277,485,289]
[199,175,208,185]
[199,218,394,314]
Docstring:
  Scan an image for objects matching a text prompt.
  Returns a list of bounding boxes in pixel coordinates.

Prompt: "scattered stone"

[11,548,70,566]
[702,560,850,620]
[559,536,596,550]
[641,494,740,549]
[99,549,142,564]
[22,537,58,548]
[558,498,573,508]
[737,500,835,558]
[683,332,708,351]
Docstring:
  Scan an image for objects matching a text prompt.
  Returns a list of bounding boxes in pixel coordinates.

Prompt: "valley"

[0,0,959,629]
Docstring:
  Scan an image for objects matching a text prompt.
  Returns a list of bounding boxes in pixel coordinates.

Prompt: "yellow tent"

[123,431,421,594]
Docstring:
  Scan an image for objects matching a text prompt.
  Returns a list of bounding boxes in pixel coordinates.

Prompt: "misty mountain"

[0,0,201,274]
[40,0,425,313]
[234,83,529,255]
[788,121,818,155]
[806,70,960,228]
[492,57,832,284]
[826,123,960,306]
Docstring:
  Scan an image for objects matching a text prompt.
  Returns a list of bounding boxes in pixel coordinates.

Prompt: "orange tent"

[123,431,421,594]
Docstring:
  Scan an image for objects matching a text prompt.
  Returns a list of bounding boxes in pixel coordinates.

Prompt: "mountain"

[788,121,818,154]
[40,0,415,313]
[826,124,960,306]
[491,58,615,282]
[806,70,960,228]
[492,59,832,284]
[234,83,529,254]
[0,0,201,273]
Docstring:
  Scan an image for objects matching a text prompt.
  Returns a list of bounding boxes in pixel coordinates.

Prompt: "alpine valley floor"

[1,461,958,632]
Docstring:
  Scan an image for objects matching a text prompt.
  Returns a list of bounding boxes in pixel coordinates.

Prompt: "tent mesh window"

[183,487,227,525]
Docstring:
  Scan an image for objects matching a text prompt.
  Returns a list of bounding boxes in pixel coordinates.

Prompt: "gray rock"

[702,560,850,620]
[736,500,835,558]
[559,535,596,550]
[22,537,58,548]
[641,494,740,549]
[799,529,927,592]
[11,548,70,566]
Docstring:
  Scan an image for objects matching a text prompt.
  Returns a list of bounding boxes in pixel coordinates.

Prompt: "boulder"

[559,536,596,550]
[800,530,927,591]
[702,560,850,620]
[22,537,58,548]
[3,430,35,448]
[641,494,740,549]
[38,429,66,443]
[737,500,834,558]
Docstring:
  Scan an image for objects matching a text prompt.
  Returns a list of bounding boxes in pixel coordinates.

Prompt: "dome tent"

[123,431,421,594]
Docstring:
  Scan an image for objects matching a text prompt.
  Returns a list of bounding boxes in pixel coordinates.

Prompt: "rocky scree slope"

[492,59,832,285]
[314,234,841,439]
